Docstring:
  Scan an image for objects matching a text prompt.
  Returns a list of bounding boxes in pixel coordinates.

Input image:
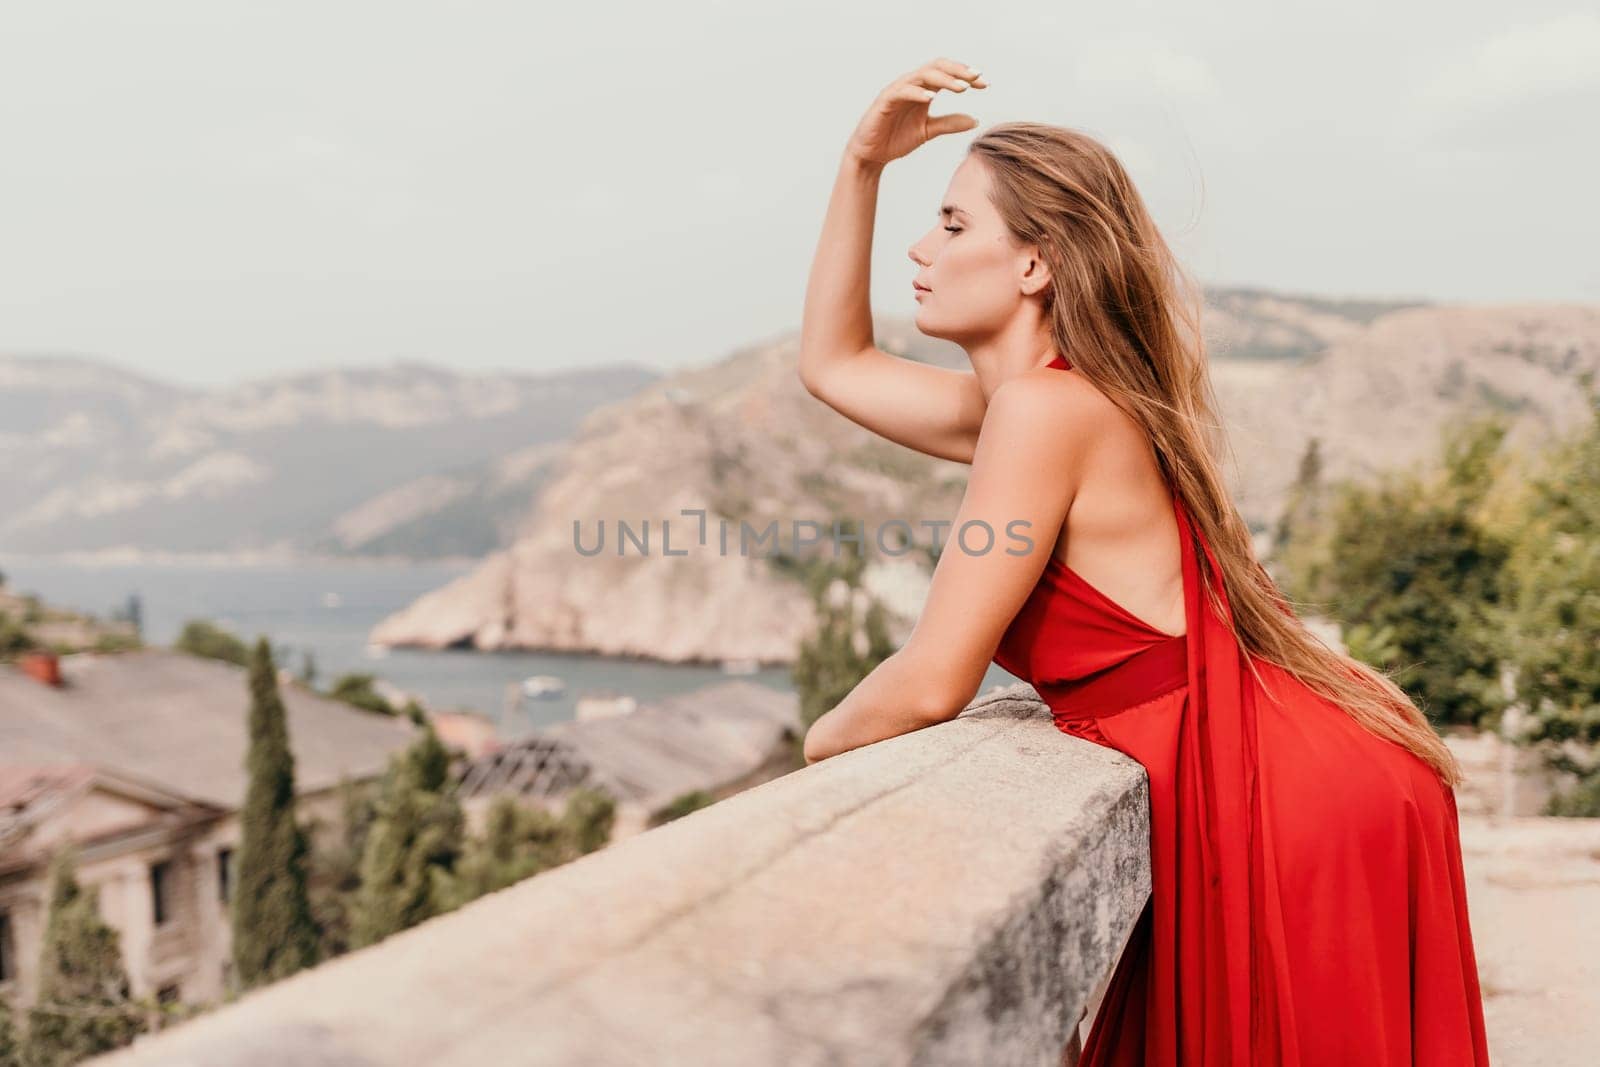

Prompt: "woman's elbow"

[797,358,830,402]
[900,659,982,726]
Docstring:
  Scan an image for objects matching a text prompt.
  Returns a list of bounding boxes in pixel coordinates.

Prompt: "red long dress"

[991,354,1491,1065]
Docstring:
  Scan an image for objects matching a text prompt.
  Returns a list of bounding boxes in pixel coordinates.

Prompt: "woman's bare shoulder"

[984,364,1119,446]
[971,366,1119,500]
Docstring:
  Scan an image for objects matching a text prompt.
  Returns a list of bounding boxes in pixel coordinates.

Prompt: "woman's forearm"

[798,150,886,391]
[802,650,951,764]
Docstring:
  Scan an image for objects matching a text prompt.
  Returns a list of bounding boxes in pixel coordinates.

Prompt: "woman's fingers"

[849,59,985,165]
[912,68,973,93]
[926,112,979,139]
[890,83,935,105]
[883,59,985,107]
[919,57,986,87]
[910,68,984,94]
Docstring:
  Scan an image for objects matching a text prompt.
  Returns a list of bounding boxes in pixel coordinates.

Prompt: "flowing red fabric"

[991,354,1491,1065]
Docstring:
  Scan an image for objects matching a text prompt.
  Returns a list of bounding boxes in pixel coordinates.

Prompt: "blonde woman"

[798,57,1489,1066]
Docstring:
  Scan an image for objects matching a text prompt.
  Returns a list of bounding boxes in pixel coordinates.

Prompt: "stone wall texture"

[93,683,1152,1067]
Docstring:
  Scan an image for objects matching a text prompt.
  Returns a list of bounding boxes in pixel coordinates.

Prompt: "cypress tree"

[231,636,320,988]
[23,850,145,1066]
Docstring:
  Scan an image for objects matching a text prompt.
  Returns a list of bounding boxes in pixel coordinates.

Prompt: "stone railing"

[94,683,1152,1067]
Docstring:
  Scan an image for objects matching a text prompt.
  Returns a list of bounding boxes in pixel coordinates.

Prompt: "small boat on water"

[521,674,566,698]
[322,591,343,608]
[575,688,639,721]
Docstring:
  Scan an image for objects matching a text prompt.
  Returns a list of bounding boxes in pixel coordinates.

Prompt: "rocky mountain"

[0,355,659,559]
[368,327,975,663]
[367,290,1600,664]
[1212,301,1600,519]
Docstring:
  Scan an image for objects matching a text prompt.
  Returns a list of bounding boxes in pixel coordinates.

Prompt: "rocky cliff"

[369,326,973,662]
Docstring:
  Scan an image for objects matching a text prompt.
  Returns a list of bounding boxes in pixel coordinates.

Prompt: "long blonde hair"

[968,122,1463,788]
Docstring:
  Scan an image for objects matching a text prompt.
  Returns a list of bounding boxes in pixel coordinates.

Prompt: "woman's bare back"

[1045,365,1186,638]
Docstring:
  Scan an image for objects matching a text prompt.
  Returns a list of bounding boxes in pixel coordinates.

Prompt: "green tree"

[349,725,464,947]
[437,786,615,911]
[307,776,381,958]
[326,673,397,716]
[231,637,321,989]
[401,724,451,793]
[1496,395,1600,813]
[174,619,250,666]
[1278,416,1512,728]
[790,527,895,739]
[439,796,560,908]
[560,785,615,856]
[23,851,145,1066]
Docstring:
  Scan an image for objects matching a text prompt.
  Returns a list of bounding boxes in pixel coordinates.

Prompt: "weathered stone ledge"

[95,682,1152,1067]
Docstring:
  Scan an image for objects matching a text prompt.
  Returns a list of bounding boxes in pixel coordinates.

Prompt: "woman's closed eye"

[944,226,962,234]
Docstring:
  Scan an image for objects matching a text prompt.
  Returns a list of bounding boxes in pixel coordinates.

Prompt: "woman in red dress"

[798,58,1491,1065]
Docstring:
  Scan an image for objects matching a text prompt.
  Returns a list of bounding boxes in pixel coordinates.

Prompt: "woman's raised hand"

[845,57,987,168]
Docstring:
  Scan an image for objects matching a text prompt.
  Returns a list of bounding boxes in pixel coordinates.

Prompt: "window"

[157,983,180,1006]
[216,847,233,904]
[150,860,172,926]
[0,909,13,983]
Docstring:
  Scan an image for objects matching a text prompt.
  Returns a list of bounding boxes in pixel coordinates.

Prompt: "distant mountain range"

[7,286,1599,666]
[366,289,1600,663]
[0,356,658,559]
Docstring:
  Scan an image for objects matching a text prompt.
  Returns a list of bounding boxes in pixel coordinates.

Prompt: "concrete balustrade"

[94,683,1152,1067]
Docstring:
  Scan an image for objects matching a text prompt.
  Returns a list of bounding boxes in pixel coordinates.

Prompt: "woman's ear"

[1020,242,1052,298]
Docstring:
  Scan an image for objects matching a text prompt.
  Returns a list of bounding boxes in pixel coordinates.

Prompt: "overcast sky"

[1,1,1596,388]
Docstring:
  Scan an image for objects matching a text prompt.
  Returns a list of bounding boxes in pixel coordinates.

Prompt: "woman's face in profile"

[907,155,1040,348]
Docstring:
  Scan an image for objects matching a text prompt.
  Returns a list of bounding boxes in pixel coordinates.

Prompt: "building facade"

[0,647,419,1013]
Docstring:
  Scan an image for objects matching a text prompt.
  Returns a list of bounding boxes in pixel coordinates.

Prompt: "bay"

[0,555,798,739]
[0,555,1021,739]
